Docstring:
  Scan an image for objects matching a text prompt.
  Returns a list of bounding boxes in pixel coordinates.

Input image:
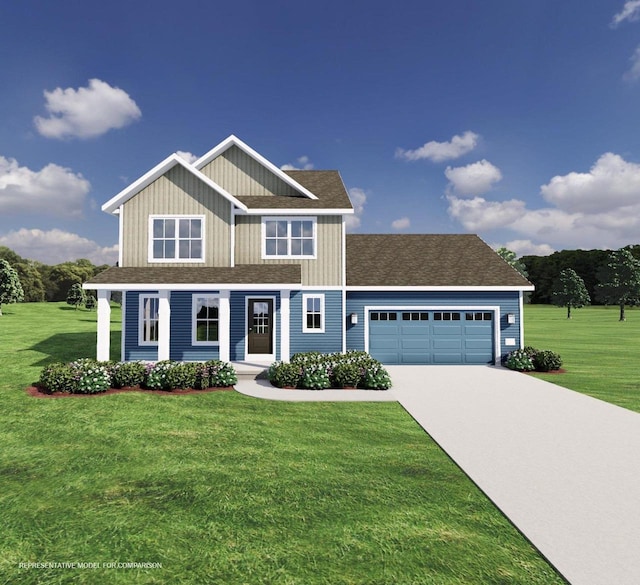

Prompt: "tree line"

[0,246,110,305]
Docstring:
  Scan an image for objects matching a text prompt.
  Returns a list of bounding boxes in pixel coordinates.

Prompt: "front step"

[232,361,270,381]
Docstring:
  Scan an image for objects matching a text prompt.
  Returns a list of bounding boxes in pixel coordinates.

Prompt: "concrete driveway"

[388,365,640,585]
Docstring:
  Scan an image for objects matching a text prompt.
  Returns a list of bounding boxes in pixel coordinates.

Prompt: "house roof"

[236,170,353,211]
[85,265,302,289]
[346,234,533,289]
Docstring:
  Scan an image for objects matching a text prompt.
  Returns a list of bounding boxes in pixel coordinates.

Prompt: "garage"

[368,310,495,365]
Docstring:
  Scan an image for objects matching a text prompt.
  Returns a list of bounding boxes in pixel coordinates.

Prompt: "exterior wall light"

[507,313,516,324]
[350,313,358,325]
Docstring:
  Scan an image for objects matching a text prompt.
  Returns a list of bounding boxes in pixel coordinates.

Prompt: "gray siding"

[234,215,343,286]
[121,165,232,267]
[200,145,298,196]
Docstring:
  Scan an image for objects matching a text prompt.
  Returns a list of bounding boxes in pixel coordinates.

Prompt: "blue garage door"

[369,310,494,365]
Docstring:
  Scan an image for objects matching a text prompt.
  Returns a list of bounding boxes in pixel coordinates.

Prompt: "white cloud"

[396,131,479,163]
[0,156,90,216]
[0,228,118,265]
[540,152,640,213]
[623,45,640,81]
[345,187,367,231]
[281,156,314,171]
[34,79,141,139]
[176,151,198,164]
[494,240,555,257]
[391,217,410,230]
[611,0,640,27]
[447,152,640,251]
[445,159,502,196]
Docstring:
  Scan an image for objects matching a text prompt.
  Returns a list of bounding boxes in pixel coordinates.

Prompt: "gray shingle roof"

[235,170,353,210]
[346,234,533,288]
[86,265,301,286]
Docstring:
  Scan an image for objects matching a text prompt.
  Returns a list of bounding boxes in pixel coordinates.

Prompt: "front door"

[247,298,274,356]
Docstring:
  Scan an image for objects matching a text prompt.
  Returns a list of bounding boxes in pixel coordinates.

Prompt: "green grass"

[524,304,640,412]
[0,303,565,584]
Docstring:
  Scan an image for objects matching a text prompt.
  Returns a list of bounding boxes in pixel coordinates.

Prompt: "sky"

[2,0,640,265]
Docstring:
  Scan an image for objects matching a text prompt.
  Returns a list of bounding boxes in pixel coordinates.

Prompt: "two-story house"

[86,135,533,366]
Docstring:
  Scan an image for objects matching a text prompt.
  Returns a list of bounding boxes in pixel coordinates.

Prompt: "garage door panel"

[369,309,494,365]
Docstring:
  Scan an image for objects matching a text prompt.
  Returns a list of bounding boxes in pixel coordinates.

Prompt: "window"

[370,312,398,321]
[139,295,159,345]
[263,218,316,258]
[149,216,204,262]
[402,312,429,321]
[433,312,461,321]
[465,312,493,321]
[193,296,219,345]
[303,294,324,333]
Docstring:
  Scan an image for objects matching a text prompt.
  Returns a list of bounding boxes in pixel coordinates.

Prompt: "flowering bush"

[270,351,391,390]
[505,347,562,372]
[505,349,535,371]
[205,360,238,387]
[70,359,112,394]
[144,361,177,390]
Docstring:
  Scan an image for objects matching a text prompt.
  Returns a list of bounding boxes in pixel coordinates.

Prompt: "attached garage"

[367,309,495,365]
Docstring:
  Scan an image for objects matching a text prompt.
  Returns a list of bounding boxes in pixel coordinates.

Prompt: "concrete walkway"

[388,365,640,585]
[235,366,640,584]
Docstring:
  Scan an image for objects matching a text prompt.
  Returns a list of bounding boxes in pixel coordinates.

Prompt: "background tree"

[66,283,86,310]
[84,294,96,311]
[0,260,24,315]
[496,247,529,278]
[596,248,640,321]
[552,268,591,318]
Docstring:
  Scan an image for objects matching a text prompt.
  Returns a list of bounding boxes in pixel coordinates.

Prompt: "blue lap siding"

[289,290,343,355]
[345,291,522,362]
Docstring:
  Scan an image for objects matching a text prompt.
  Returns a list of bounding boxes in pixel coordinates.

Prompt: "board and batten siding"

[121,165,232,267]
[289,290,343,355]
[345,291,522,359]
[200,145,298,197]
[234,215,343,286]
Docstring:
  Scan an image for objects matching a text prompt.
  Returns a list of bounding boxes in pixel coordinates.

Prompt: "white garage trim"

[364,305,502,364]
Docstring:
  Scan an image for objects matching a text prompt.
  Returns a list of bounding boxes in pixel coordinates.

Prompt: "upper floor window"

[262,217,316,259]
[149,216,204,262]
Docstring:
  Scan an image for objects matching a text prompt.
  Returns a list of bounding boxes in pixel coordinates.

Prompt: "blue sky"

[2,0,640,264]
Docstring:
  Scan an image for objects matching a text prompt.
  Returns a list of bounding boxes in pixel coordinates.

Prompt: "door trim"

[364,305,501,364]
[245,295,277,361]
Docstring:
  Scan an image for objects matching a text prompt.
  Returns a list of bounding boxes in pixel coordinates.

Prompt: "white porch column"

[158,290,171,361]
[280,289,290,362]
[96,290,111,361]
[218,290,230,362]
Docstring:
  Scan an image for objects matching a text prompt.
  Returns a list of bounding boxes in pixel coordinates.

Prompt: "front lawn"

[0,302,563,584]
[524,304,640,412]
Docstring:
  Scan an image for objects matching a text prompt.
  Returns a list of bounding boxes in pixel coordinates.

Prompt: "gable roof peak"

[193,135,318,200]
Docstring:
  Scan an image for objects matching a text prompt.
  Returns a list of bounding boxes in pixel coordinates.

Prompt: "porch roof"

[85,264,302,289]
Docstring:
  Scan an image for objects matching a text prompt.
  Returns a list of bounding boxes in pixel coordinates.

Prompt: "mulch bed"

[524,368,567,375]
[25,385,234,398]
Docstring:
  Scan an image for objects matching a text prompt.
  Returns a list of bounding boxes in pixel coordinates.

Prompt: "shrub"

[75,362,111,394]
[166,362,201,390]
[300,365,331,390]
[332,362,362,388]
[505,349,535,371]
[111,361,146,388]
[269,362,302,388]
[361,364,392,390]
[144,360,176,390]
[206,360,238,387]
[39,362,77,394]
[533,350,563,372]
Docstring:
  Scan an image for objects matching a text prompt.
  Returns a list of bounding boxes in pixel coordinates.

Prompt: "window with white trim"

[263,218,316,258]
[150,216,204,262]
[192,295,219,345]
[139,295,160,345]
[303,294,324,333]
